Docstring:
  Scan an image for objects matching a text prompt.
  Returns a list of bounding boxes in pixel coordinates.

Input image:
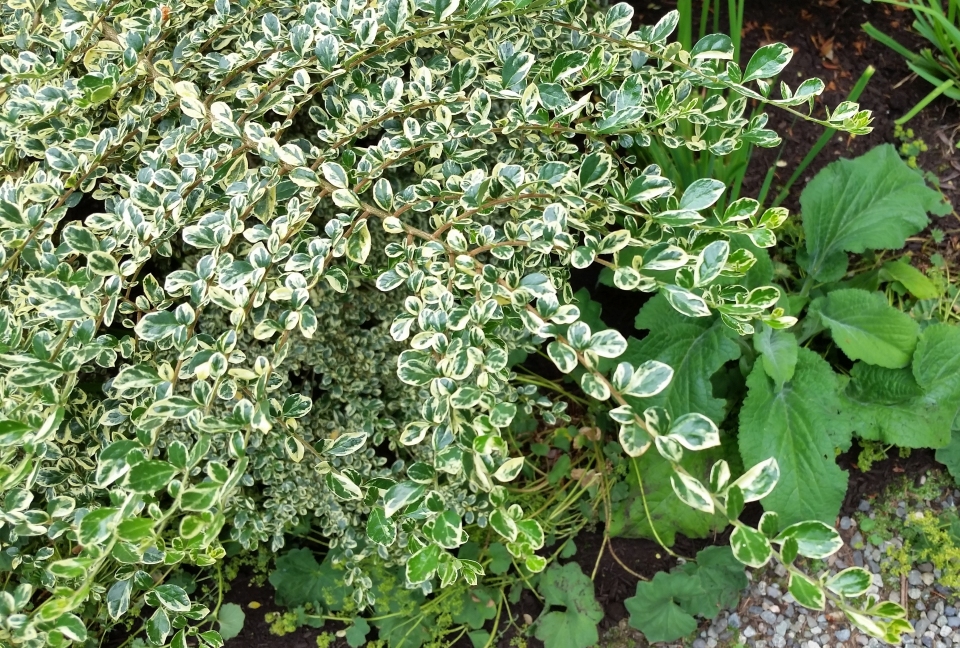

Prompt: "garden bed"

[206,1,960,646]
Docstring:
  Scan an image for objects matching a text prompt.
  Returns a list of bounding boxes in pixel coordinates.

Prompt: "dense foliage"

[0,0,951,645]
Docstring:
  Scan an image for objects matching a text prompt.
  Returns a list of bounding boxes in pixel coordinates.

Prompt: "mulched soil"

[173,1,960,646]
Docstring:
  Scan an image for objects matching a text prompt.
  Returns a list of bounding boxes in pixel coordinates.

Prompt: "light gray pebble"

[744,626,757,638]
[836,629,851,642]
[706,639,718,648]
[910,571,924,586]
[693,639,707,648]
[835,559,847,570]
[923,637,934,648]
[942,626,954,638]
[868,559,881,573]
[920,563,936,573]
[859,499,871,511]
[840,516,852,530]
[851,532,864,547]
[949,618,960,629]
[929,610,941,623]
[853,551,864,567]
[924,573,937,586]
[947,607,957,616]
[919,619,932,636]
[762,611,778,625]
[920,601,928,611]
[772,636,787,648]
[910,588,923,600]
[729,613,741,628]
[776,621,791,636]
[786,605,795,618]
[897,506,907,517]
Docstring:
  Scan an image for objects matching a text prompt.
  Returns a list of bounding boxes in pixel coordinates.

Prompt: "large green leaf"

[534,563,602,648]
[607,440,733,545]
[936,429,960,483]
[269,549,348,610]
[738,348,849,526]
[810,289,919,369]
[628,294,740,422]
[675,546,748,619]
[625,571,699,643]
[801,144,949,282]
[840,324,960,449]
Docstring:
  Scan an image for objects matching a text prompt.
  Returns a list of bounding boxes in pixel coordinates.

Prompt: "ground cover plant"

[1,0,957,646]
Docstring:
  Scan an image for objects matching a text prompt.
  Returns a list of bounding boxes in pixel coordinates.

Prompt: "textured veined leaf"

[739,348,848,526]
[801,145,947,282]
[812,288,918,369]
[753,323,798,390]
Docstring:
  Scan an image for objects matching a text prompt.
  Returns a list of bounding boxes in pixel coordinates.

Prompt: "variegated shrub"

[0,0,911,644]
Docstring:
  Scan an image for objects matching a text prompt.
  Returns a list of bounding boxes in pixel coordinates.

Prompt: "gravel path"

[690,481,959,648]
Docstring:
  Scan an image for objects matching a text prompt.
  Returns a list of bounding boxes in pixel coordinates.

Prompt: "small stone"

[853,550,864,567]
[920,601,928,611]
[889,591,902,603]
[923,637,934,648]
[836,629,851,642]
[808,642,821,648]
[693,639,708,648]
[840,516,853,530]
[910,588,923,600]
[923,573,937,586]
[929,610,941,623]
[942,626,953,638]
[706,639,718,648]
[835,559,847,570]
[776,563,788,578]
[776,621,791,636]
[859,499,871,512]
[947,607,957,616]
[949,618,960,629]
[751,605,765,615]
[851,532,864,548]
[919,620,932,637]
[762,611,779,625]
[785,605,795,618]
[920,563,936,573]
[868,559,881,573]
[772,637,787,648]
[729,613,741,629]
[744,626,757,639]
[910,571,924,586]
